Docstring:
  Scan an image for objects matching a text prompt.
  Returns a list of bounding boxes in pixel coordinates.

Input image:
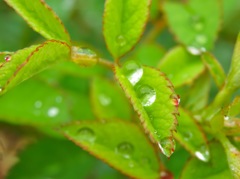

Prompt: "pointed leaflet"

[226,33,240,91]
[0,40,70,94]
[115,60,178,157]
[218,134,240,178]
[61,121,160,179]
[180,141,233,179]
[158,46,205,88]
[174,108,210,162]
[103,0,150,59]
[4,0,71,44]
[163,0,221,52]
[202,53,226,89]
[91,77,132,121]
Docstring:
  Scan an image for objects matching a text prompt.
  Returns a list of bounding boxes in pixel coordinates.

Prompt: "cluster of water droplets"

[187,15,207,55]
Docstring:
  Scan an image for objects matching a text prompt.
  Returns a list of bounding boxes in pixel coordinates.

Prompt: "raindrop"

[47,107,59,117]
[77,127,96,143]
[158,137,175,157]
[187,46,206,56]
[136,85,156,107]
[122,60,143,86]
[182,131,192,141]
[195,34,207,45]
[116,35,126,47]
[190,15,204,31]
[72,46,97,58]
[224,115,230,120]
[34,101,42,108]
[116,142,134,159]
[4,55,11,62]
[98,94,112,106]
[195,145,210,162]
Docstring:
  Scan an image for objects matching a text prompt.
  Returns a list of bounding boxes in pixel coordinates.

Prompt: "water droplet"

[77,127,96,143]
[195,34,207,45]
[47,107,59,117]
[171,94,180,107]
[98,94,112,106]
[187,46,206,55]
[190,15,204,31]
[182,131,192,141]
[72,46,97,58]
[116,35,126,47]
[158,138,175,157]
[224,115,230,120]
[55,96,62,103]
[195,145,210,162]
[122,60,143,86]
[4,55,11,62]
[116,142,134,159]
[136,85,156,107]
[34,101,42,108]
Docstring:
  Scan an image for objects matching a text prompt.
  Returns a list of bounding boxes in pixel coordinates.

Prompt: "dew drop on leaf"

[136,84,156,107]
[116,142,134,159]
[158,138,175,157]
[77,127,96,143]
[4,55,11,62]
[195,145,210,162]
[47,107,59,117]
[182,131,193,141]
[122,60,143,86]
[116,35,126,47]
[187,46,206,55]
[98,94,112,106]
[224,115,230,120]
[190,15,204,31]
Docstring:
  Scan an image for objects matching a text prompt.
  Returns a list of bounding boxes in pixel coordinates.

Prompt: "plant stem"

[98,58,114,70]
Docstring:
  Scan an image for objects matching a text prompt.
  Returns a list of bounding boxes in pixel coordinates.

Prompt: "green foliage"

[0,0,240,178]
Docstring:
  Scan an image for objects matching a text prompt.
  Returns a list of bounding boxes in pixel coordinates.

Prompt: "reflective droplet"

[195,34,207,45]
[224,115,230,120]
[34,101,42,108]
[47,107,59,117]
[116,35,126,47]
[4,55,11,62]
[182,131,192,141]
[190,15,204,31]
[136,85,156,107]
[195,145,210,162]
[122,60,143,86]
[72,46,97,58]
[171,94,180,107]
[187,46,206,55]
[0,88,2,93]
[77,127,96,143]
[116,142,134,159]
[158,138,175,157]
[98,94,112,106]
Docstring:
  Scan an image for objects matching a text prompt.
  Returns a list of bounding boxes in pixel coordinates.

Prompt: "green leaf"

[184,71,211,112]
[180,141,233,179]
[91,77,132,121]
[163,0,221,53]
[0,40,70,94]
[103,0,150,59]
[115,60,178,157]
[4,0,71,44]
[226,33,240,90]
[218,134,240,178]
[61,121,160,179]
[174,108,210,162]
[0,79,70,126]
[202,53,226,89]
[158,46,205,88]
[133,43,165,67]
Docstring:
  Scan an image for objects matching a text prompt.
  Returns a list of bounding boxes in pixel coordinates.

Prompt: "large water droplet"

[190,15,204,31]
[136,85,156,107]
[116,35,126,47]
[195,34,207,45]
[77,127,96,143]
[195,145,210,162]
[47,107,59,117]
[72,46,97,58]
[122,60,143,86]
[98,94,112,106]
[158,138,175,157]
[116,142,134,159]
[187,46,206,56]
